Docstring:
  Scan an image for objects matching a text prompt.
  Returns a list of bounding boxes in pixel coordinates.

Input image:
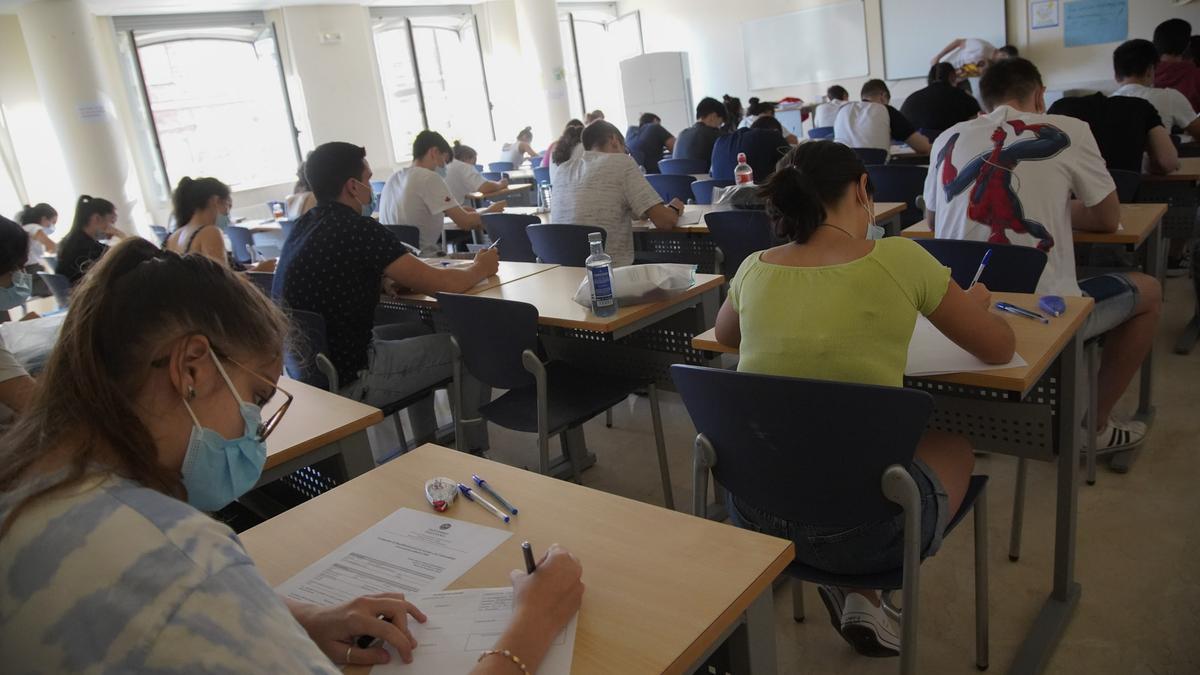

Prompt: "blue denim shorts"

[727,459,950,576]
[1079,273,1139,341]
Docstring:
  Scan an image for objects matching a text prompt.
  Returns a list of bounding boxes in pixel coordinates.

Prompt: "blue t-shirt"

[710,128,789,181]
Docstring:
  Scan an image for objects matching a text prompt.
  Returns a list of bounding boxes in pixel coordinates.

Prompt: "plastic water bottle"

[734,152,754,185]
[585,232,617,317]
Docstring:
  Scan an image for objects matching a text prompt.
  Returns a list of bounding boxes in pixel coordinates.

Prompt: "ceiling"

[0,0,486,16]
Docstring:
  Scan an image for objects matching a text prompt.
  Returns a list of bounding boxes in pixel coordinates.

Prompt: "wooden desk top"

[241,444,793,675]
[389,261,559,305]
[265,377,382,470]
[1141,157,1200,182]
[468,182,533,200]
[630,202,907,234]
[902,203,1167,246]
[691,292,1093,395]
[474,265,725,334]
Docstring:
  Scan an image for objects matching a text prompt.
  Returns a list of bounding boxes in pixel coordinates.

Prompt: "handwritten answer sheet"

[905,315,1026,377]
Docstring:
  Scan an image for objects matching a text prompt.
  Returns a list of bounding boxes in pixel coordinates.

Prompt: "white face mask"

[860,192,883,240]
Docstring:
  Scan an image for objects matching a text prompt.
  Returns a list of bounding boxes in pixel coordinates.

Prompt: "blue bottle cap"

[1038,295,1066,318]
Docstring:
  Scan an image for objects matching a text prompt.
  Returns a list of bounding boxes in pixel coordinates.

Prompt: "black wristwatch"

[667,203,681,214]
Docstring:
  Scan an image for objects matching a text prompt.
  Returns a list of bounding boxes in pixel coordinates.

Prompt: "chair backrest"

[278,219,297,242]
[37,272,71,309]
[245,271,274,296]
[438,293,540,390]
[225,226,255,265]
[528,155,541,167]
[475,164,484,172]
[482,213,540,262]
[658,157,709,175]
[866,165,929,227]
[851,147,889,165]
[914,239,1048,293]
[488,161,514,173]
[284,309,331,390]
[704,210,776,280]
[370,181,386,197]
[532,166,551,186]
[808,126,835,140]
[384,224,420,250]
[1108,169,1140,203]
[481,171,504,182]
[645,173,698,204]
[150,225,168,245]
[252,230,284,248]
[525,224,607,266]
[689,179,732,206]
[671,364,933,525]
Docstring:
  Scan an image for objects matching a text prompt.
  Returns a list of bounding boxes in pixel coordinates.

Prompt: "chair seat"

[780,475,988,590]
[478,361,641,434]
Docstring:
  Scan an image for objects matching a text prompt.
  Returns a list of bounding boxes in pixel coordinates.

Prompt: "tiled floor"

[475,274,1200,674]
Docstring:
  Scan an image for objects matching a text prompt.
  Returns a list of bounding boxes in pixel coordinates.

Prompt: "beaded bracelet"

[477,648,529,673]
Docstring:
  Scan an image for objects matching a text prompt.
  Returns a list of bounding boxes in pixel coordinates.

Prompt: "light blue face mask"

[180,351,267,512]
[435,164,448,179]
[355,180,378,217]
[215,213,232,229]
[0,270,33,311]
[861,196,884,240]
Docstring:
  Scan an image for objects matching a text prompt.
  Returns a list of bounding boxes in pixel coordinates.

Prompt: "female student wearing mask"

[447,142,509,205]
[17,202,57,269]
[502,127,536,167]
[165,176,235,265]
[541,119,584,169]
[0,238,584,673]
[714,141,1013,658]
[56,194,124,285]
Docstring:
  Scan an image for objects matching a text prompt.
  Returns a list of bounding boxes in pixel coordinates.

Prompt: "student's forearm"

[0,375,36,414]
[480,181,505,194]
[1070,199,1119,233]
[469,612,559,675]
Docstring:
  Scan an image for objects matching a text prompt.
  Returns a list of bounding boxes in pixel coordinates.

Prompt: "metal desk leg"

[1174,246,1200,354]
[334,430,377,482]
[727,587,779,675]
[1007,333,1082,675]
[1112,222,1163,472]
[549,426,598,480]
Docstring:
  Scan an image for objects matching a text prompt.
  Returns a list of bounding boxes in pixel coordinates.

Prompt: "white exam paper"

[374,588,577,675]
[905,316,1026,377]
[276,508,512,606]
[677,206,704,226]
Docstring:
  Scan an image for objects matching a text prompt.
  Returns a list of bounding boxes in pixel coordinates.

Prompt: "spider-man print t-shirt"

[922,105,1116,297]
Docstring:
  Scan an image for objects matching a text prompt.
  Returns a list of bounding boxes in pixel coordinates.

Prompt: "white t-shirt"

[922,106,1116,297]
[814,101,849,128]
[941,38,996,71]
[379,166,458,254]
[834,101,891,150]
[501,142,525,167]
[23,225,46,262]
[1111,83,1198,133]
[444,159,488,204]
[549,150,663,267]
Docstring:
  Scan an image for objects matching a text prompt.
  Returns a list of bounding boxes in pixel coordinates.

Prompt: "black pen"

[355,614,388,649]
[522,541,537,574]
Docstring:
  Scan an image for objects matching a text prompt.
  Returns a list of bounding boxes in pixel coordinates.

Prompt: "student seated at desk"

[56,194,124,285]
[0,238,583,673]
[900,63,982,136]
[711,116,791,182]
[627,112,675,174]
[585,109,605,124]
[164,176,234,265]
[17,203,57,271]
[672,97,727,167]
[278,141,498,452]
[540,118,583,169]
[379,131,504,255]
[550,121,683,266]
[714,141,1013,658]
[722,94,743,133]
[813,85,850,128]
[1153,19,1200,111]
[1110,39,1200,141]
[447,142,508,205]
[834,80,932,155]
[501,126,537,167]
[924,57,1162,450]
[285,161,317,220]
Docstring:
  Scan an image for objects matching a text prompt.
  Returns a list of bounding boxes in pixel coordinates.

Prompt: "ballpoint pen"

[995,301,1049,324]
[968,249,992,289]
[522,541,537,574]
[457,483,511,523]
[472,474,518,515]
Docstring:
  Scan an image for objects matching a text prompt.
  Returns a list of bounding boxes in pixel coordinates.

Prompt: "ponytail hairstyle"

[452,140,477,164]
[172,176,231,229]
[18,203,57,226]
[581,120,624,152]
[746,97,776,116]
[723,94,743,124]
[552,124,585,165]
[759,141,871,244]
[69,195,115,237]
[516,126,533,142]
[294,161,311,193]
[0,216,29,275]
[0,237,290,536]
[928,62,957,86]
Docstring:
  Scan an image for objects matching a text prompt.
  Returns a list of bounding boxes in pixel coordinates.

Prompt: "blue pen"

[968,249,992,289]
[473,474,518,515]
[457,483,510,523]
[995,301,1049,324]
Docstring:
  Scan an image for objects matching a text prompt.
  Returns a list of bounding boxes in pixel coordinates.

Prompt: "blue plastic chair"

[528,155,541,167]
[474,164,484,172]
[284,309,339,392]
[851,147,889,165]
[488,161,514,173]
[532,166,551,186]
[525,224,606,266]
[384,224,420,250]
[691,179,735,205]
[482,213,540,262]
[481,171,504,183]
[226,226,255,265]
[808,126,835,140]
[246,271,274,296]
[36,272,71,310]
[704,210,777,280]
[440,292,673,506]
[645,174,697,204]
[866,165,930,227]
[658,157,709,175]
[672,364,989,674]
[1108,169,1140,203]
[370,181,386,197]
[913,239,1046,293]
[150,225,169,245]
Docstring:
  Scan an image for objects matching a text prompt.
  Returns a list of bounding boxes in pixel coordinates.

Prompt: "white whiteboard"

[741,1,869,91]
[882,0,1006,80]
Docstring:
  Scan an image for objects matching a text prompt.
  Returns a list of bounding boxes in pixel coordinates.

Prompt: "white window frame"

[558,7,644,120]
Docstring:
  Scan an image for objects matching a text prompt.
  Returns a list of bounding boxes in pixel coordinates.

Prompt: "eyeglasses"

[223,356,293,443]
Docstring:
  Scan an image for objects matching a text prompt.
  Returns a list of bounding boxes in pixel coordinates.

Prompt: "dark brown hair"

[0,238,289,535]
[172,176,230,229]
[759,141,870,244]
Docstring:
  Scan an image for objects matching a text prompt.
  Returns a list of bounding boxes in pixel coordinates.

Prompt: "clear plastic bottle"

[585,232,617,317]
[734,152,754,185]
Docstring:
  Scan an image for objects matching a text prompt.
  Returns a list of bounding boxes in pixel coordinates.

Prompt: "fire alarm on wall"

[319,31,342,44]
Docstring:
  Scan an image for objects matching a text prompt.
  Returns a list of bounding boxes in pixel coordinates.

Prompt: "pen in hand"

[522,541,537,574]
[486,237,502,250]
[355,614,389,649]
[968,249,992,289]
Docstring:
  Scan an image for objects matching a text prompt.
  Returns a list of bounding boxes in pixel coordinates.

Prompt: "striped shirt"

[0,471,338,674]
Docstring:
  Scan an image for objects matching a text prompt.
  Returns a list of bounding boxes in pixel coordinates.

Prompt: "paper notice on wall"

[1030,1,1059,30]
[77,102,108,123]
[1063,0,1127,47]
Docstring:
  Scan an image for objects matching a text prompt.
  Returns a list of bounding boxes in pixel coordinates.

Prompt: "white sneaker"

[840,592,901,657]
[1093,418,1147,451]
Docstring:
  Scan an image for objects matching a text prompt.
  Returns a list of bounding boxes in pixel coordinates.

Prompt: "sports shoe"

[816,585,846,632]
[840,592,901,657]
[1093,418,1147,451]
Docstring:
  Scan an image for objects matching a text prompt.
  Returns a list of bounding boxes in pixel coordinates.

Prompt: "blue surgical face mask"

[215,213,231,229]
[435,164,448,179]
[861,194,884,241]
[0,270,32,311]
[355,180,377,217]
[180,350,267,511]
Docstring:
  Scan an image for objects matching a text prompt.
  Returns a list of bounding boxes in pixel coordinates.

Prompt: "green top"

[729,236,951,387]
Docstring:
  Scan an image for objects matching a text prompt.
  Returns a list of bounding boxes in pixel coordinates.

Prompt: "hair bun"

[749,97,760,105]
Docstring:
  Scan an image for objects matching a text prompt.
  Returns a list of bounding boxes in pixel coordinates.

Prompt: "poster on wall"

[1063,0,1128,47]
[1031,1,1059,29]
